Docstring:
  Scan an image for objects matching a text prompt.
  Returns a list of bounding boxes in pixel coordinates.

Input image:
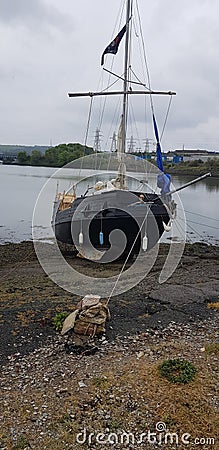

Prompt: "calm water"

[0,164,218,245]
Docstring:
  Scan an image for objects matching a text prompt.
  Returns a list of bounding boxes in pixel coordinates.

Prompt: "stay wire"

[135,0,173,142]
[186,219,219,231]
[160,95,173,142]
[98,0,125,133]
[106,209,149,306]
[186,222,208,242]
[185,209,219,223]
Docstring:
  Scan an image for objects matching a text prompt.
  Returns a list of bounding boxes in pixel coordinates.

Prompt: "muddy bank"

[0,241,218,365]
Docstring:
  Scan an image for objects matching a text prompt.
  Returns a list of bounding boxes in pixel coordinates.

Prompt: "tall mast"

[118,0,131,189]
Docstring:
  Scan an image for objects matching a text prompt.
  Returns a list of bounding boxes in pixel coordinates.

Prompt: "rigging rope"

[135,0,152,94]
[186,219,219,230]
[135,0,173,143]
[186,222,207,242]
[160,95,173,142]
[106,209,149,306]
[98,0,125,140]
[185,209,219,222]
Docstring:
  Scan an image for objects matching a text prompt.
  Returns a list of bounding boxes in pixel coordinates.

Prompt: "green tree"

[44,147,59,166]
[17,151,30,165]
[44,143,94,167]
[30,150,44,165]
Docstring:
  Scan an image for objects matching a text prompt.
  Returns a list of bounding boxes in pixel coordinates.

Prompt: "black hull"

[54,191,170,258]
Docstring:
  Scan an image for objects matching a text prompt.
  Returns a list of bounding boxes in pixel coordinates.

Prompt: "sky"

[0,0,219,152]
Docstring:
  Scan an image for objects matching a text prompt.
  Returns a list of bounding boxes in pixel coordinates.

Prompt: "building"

[172,149,219,162]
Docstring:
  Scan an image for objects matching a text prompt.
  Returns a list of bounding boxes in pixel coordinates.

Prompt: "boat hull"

[54,191,170,259]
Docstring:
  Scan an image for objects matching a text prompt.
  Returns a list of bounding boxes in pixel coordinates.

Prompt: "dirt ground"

[0,241,219,449]
[0,241,218,365]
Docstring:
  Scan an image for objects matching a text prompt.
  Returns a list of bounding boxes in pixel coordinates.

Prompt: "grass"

[11,434,30,450]
[205,342,219,354]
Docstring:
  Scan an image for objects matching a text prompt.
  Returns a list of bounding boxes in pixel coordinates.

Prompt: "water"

[0,164,218,245]
[171,175,219,245]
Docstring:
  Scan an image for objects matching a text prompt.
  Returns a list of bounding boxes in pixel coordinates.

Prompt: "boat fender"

[99,231,104,245]
[142,235,148,251]
[162,220,172,232]
[79,231,84,245]
[95,181,104,191]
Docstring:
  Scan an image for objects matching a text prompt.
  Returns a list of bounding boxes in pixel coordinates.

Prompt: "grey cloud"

[0,0,218,150]
[0,0,70,30]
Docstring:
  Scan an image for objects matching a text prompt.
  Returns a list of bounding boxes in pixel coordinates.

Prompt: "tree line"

[167,157,219,177]
[17,143,94,167]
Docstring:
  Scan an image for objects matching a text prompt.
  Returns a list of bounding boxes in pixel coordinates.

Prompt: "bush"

[160,359,197,384]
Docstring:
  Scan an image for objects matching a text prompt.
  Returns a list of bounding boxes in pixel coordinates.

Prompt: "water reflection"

[172,175,219,192]
[0,164,218,244]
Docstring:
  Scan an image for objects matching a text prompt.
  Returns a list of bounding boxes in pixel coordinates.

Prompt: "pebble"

[0,317,218,450]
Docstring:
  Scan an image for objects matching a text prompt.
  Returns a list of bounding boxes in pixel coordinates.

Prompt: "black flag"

[101,24,126,66]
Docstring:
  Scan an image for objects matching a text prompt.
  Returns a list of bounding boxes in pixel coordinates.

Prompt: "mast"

[118,0,131,189]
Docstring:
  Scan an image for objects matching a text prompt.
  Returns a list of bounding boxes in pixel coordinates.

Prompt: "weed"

[52,311,69,332]
[12,434,30,449]
[92,376,108,387]
[160,359,197,384]
[108,418,123,431]
[163,415,177,428]
[58,413,73,424]
[205,342,219,354]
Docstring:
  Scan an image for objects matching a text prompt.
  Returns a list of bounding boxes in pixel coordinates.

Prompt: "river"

[0,164,218,245]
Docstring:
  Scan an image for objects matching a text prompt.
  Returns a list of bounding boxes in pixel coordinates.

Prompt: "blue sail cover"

[152,113,171,195]
[152,113,164,173]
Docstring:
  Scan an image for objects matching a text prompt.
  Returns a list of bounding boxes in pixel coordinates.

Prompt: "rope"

[160,95,173,142]
[185,209,219,222]
[135,0,173,142]
[129,67,150,90]
[135,0,152,93]
[98,0,125,139]
[106,208,149,305]
[101,77,121,93]
[186,222,207,242]
[187,219,219,230]
[176,213,219,243]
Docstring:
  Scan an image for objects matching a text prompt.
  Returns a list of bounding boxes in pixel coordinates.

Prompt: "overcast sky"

[0,0,218,152]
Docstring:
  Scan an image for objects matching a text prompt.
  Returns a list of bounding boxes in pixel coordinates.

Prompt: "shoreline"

[2,161,219,177]
[0,240,218,365]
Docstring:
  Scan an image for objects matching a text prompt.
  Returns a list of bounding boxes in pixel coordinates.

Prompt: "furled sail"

[152,113,164,173]
[152,113,171,196]
[117,115,123,162]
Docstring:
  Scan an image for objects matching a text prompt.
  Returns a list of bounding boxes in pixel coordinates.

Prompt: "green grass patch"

[160,359,197,384]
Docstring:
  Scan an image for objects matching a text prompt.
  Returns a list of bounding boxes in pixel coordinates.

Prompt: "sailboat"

[53,0,210,261]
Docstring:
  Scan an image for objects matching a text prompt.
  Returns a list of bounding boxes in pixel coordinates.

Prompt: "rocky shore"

[0,241,218,449]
